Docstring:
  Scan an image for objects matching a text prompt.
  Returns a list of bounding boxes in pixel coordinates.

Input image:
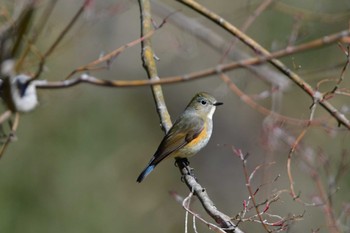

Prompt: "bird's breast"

[176,119,213,158]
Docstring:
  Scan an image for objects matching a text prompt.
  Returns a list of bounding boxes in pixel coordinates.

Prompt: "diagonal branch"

[177,160,245,233]
[151,0,290,91]
[176,0,350,130]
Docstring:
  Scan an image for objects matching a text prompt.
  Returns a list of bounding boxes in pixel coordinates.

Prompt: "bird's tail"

[136,165,155,183]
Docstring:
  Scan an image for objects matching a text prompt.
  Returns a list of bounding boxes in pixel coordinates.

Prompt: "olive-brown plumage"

[137,92,222,183]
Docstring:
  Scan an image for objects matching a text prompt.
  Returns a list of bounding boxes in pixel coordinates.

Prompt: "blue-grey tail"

[136,165,155,183]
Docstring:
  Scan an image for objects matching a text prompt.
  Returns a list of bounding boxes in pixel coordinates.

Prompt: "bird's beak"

[213,102,223,106]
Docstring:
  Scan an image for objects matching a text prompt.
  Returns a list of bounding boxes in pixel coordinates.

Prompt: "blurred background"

[0,0,350,232]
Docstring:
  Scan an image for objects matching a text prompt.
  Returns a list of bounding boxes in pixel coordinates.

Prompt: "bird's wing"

[150,116,205,166]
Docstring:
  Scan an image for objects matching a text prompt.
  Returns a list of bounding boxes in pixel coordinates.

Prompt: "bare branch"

[32,0,88,80]
[176,0,350,130]
[0,113,19,159]
[138,0,172,132]
[176,159,244,233]
[151,0,289,91]
[36,29,350,91]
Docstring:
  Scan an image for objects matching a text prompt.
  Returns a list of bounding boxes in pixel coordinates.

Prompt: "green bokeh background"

[1,0,350,232]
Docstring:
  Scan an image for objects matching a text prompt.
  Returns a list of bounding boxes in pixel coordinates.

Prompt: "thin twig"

[330,44,349,94]
[177,159,244,233]
[64,9,170,80]
[220,0,275,63]
[36,29,350,91]
[182,192,226,233]
[15,0,57,71]
[32,0,88,80]
[219,73,322,126]
[274,2,350,23]
[151,0,290,91]
[233,149,271,232]
[176,0,350,130]
[0,112,20,159]
[286,108,340,233]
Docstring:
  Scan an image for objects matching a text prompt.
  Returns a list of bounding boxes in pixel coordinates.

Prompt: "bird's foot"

[175,158,197,181]
[175,158,190,167]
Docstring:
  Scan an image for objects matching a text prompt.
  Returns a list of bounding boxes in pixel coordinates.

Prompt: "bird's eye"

[201,100,207,105]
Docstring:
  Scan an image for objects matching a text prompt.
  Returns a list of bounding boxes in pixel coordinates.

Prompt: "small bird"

[2,74,38,113]
[137,92,223,183]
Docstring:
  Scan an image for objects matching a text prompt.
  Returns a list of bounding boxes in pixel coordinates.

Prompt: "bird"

[137,92,223,183]
[2,74,38,113]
